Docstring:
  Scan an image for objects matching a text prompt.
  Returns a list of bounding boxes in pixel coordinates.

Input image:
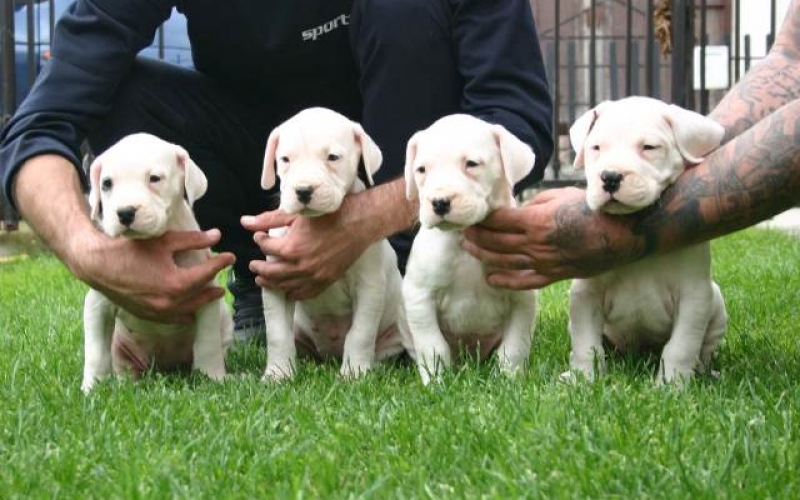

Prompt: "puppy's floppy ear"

[663,104,725,164]
[404,131,421,201]
[491,124,536,188]
[261,126,280,190]
[353,122,383,186]
[88,157,103,222]
[569,101,610,170]
[176,146,208,206]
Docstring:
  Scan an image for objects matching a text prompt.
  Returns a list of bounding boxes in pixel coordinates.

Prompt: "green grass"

[1,228,799,499]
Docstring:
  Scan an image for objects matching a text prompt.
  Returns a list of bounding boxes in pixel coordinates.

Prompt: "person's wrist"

[64,225,111,285]
[340,191,384,245]
[342,182,416,244]
[596,210,646,263]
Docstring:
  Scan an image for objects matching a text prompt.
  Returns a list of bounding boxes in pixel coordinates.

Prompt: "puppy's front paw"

[418,364,444,386]
[339,361,373,380]
[655,362,694,388]
[81,375,102,394]
[194,359,227,382]
[499,363,525,378]
[568,351,605,382]
[416,345,450,385]
[200,368,227,382]
[559,370,588,385]
[262,363,295,383]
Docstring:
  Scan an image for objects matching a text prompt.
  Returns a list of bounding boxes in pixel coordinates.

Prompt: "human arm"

[463,97,800,289]
[2,1,233,322]
[452,0,554,190]
[13,155,234,323]
[242,178,416,300]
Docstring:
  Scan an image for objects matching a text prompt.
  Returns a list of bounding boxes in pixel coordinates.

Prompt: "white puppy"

[565,96,727,385]
[403,114,539,385]
[259,107,412,381]
[81,133,232,393]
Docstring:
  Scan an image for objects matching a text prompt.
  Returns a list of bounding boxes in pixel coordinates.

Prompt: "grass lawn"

[1,228,798,499]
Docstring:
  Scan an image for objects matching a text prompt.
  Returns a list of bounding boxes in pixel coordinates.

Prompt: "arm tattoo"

[546,199,645,275]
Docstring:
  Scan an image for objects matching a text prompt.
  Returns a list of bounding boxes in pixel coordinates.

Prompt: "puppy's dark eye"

[416,166,426,174]
[101,178,113,191]
[642,144,660,151]
[327,153,341,162]
[149,174,161,183]
[591,145,600,151]
[280,156,290,163]
[465,159,480,168]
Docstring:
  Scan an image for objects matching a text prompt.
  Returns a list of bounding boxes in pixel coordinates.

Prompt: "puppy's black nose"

[295,187,314,204]
[432,198,451,216]
[600,170,623,193]
[116,206,137,226]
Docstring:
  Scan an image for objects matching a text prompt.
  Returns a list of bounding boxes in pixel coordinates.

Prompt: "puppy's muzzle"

[295,186,314,205]
[117,206,138,227]
[431,197,452,217]
[600,170,624,194]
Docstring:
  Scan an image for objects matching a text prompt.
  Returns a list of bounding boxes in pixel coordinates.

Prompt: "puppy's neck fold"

[349,178,367,195]
[488,181,518,211]
[167,201,201,232]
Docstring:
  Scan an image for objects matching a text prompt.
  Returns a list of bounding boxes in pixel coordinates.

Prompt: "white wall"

[735,0,791,60]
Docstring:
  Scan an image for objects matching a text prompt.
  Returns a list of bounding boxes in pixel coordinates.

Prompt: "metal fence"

[537,0,784,186]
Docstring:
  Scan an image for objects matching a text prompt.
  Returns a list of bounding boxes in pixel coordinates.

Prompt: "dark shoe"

[227,270,265,345]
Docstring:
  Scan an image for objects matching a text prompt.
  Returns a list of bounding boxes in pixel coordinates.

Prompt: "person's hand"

[71,229,235,324]
[241,208,373,301]
[462,187,642,289]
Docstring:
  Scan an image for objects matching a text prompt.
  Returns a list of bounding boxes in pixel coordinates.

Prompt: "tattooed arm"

[462,98,800,289]
[711,0,800,142]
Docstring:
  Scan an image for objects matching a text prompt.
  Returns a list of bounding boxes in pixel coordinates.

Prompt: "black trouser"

[88,0,461,290]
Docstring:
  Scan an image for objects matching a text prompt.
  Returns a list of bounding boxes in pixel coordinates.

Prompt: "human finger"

[262,275,307,293]
[254,275,316,302]
[475,207,528,233]
[248,258,306,283]
[240,211,296,232]
[175,285,227,314]
[179,253,236,292]
[485,269,562,290]
[462,226,529,254]
[253,232,294,260]
[165,228,223,252]
[527,186,584,205]
[461,239,534,270]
